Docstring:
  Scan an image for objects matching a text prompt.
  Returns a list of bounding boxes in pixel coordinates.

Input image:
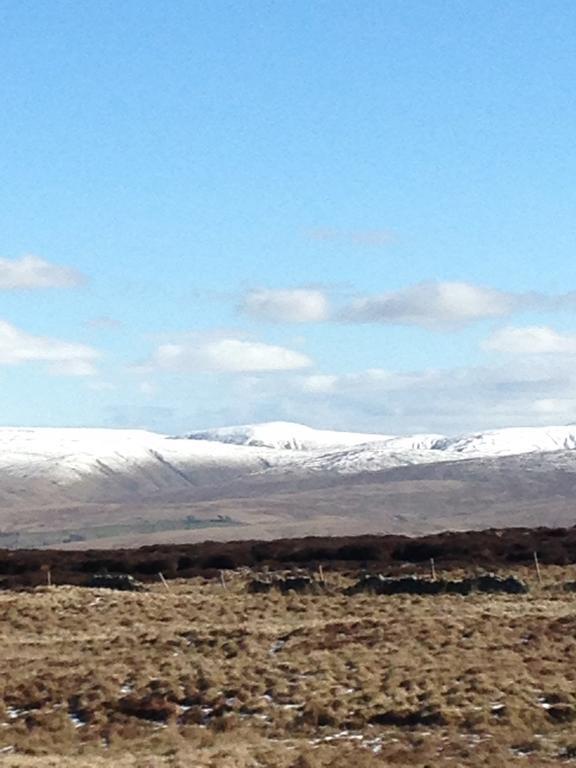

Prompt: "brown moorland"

[1,552,576,766]
[0,525,576,588]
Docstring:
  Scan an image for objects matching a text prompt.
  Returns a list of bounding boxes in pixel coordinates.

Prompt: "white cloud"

[48,360,99,377]
[532,397,576,415]
[342,281,518,328]
[199,349,576,434]
[0,320,99,375]
[0,255,84,289]
[294,357,576,432]
[238,282,576,330]
[152,337,312,373]
[300,374,338,393]
[484,325,576,355]
[241,289,330,323]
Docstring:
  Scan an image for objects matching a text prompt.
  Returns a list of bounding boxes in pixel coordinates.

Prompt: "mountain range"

[1,420,576,548]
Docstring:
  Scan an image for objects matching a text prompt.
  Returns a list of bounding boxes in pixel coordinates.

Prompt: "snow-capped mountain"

[182,421,576,463]
[0,427,273,483]
[181,421,394,451]
[2,422,576,485]
[1,421,576,549]
[433,426,576,456]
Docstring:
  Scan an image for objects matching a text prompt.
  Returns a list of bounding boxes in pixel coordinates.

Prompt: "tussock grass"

[0,566,576,765]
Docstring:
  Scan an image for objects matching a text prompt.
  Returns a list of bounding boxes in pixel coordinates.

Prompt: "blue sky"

[2,0,576,434]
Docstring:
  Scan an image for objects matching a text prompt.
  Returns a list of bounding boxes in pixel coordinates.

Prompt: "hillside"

[0,422,576,547]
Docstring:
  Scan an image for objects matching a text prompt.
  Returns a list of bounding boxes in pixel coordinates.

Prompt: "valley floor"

[1,568,576,766]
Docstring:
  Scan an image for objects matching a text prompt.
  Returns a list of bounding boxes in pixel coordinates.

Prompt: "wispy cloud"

[0,255,85,289]
[239,281,576,330]
[219,353,576,434]
[239,281,546,329]
[484,325,576,355]
[0,320,99,375]
[85,315,122,330]
[184,320,576,433]
[341,281,518,328]
[240,289,330,323]
[151,336,312,373]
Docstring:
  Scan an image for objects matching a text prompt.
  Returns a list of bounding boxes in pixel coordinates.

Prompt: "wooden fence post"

[158,572,172,593]
[40,564,51,587]
[533,552,542,586]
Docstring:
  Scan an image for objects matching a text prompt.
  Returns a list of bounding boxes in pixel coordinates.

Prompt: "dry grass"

[1,566,576,766]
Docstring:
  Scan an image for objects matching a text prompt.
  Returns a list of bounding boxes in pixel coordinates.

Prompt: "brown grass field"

[1,565,576,767]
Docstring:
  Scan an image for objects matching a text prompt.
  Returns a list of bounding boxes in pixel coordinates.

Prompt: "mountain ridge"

[0,420,576,548]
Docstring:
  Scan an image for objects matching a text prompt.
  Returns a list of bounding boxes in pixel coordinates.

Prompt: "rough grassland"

[1,568,576,766]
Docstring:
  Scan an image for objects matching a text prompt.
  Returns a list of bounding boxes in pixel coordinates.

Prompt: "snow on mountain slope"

[182,421,397,451]
[435,426,576,457]
[0,422,576,493]
[181,422,576,476]
[0,427,282,485]
[297,445,449,475]
[375,434,446,452]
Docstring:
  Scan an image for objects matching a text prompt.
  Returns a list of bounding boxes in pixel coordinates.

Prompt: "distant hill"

[0,422,575,547]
